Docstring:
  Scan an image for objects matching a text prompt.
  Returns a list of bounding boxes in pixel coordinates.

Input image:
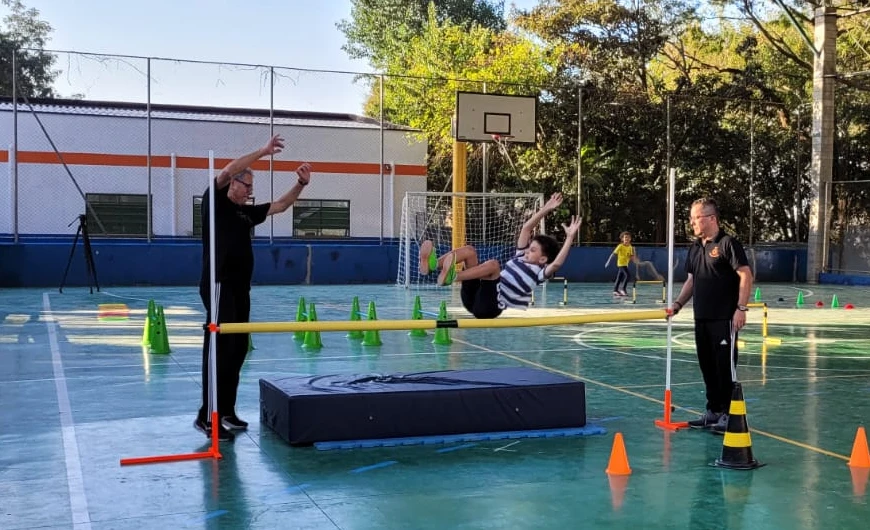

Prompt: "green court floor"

[1,282,868,529]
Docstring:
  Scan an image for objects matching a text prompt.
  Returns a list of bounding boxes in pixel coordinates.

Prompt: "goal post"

[397,191,545,289]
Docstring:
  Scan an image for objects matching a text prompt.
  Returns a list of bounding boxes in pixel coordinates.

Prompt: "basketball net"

[491,134,522,180]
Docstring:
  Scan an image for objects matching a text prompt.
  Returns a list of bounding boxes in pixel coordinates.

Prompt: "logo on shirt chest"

[235,210,253,225]
[708,246,720,258]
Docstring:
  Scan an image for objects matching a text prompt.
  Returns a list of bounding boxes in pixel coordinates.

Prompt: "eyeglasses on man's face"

[690,213,715,222]
[233,176,253,191]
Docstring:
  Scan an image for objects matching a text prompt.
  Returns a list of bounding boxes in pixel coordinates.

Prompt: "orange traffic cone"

[848,426,870,469]
[605,432,631,510]
[606,432,632,475]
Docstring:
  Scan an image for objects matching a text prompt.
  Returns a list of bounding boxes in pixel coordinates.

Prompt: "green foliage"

[341,0,870,244]
[338,0,506,69]
[365,4,558,192]
[0,0,57,97]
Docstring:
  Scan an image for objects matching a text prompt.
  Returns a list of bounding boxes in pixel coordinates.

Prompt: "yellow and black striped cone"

[714,383,765,470]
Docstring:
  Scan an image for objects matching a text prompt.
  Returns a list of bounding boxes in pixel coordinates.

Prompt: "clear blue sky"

[7,1,539,114]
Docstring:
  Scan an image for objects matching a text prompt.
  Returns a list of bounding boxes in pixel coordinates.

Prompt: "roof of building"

[0,96,417,131]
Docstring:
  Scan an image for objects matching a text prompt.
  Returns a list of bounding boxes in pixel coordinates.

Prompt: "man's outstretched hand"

[261,134,285,156]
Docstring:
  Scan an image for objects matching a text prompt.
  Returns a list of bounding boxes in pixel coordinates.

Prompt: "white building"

[0,98,427,239]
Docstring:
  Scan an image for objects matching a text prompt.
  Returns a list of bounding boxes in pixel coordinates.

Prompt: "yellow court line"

[454,338,851,463]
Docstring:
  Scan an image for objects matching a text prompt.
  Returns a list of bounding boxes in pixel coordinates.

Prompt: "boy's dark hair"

[533,234,560,264]
[619,231,631,240]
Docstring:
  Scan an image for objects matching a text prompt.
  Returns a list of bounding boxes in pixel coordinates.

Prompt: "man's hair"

[532,234,560,264]
[233,168,254,180]
[691,197,720,218]
[619,231,632,240]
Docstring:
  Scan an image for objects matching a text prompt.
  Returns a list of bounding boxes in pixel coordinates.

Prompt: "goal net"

[397,192,545,288]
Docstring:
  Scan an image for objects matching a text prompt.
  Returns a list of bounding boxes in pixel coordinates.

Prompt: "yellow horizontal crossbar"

[635,280,664,285]
[218,309,668,334]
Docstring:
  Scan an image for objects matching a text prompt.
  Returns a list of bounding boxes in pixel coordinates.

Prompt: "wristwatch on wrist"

[297,178,308,186]
[737,305,749,312]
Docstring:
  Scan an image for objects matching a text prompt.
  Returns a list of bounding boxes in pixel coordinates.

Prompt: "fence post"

[380,73,385,243]
[147,57,152,242]
[12,51,18,242]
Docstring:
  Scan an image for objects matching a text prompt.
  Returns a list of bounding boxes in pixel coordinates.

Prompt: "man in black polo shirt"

[672,198,753,434]
[195,134,314,441]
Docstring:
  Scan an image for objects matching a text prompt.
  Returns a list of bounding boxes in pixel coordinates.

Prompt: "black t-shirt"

[199,179,270,288]
[685,230,750,320]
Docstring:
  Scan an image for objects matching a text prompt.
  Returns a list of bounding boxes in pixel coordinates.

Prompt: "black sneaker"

[194,417,235,441]
[221,415,248,431]
[688,410,722,429]
[711,414,729,435]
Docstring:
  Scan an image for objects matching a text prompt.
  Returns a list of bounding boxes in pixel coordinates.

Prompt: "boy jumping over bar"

[419,192,581,319]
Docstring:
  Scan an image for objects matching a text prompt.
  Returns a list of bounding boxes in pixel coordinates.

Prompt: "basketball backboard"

[453,91,537,144]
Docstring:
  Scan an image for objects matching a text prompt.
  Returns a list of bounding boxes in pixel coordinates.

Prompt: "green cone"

[294,297,307,342]
[409,295,427,337]
[142,299,156,346]
[362,301,382,346]
[347,296,364,340]
[150,305,171,354]
[433,300,452,345]
[302,303,323,350]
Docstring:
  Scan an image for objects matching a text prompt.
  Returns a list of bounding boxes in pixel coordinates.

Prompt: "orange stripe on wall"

[0,150,427,177]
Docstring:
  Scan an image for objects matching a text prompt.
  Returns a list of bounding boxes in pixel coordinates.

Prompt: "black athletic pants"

[198,281,251,422]
[694,319,738,414]
[614,266,630,292]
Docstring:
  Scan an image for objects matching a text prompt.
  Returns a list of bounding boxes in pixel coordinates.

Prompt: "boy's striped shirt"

[497,246,546,310]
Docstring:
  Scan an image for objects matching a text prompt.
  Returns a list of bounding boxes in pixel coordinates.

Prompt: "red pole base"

[654,389,689,431]
[119,412,224,466]
[120,449,221,466]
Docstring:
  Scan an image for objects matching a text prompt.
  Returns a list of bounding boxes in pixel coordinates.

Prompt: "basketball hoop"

[491,134,515,147]
[490,134,521,180]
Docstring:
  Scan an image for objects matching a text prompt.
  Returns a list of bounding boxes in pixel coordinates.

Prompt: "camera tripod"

[60,214,100,294]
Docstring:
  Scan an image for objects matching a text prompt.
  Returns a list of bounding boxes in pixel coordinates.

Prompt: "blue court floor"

[1,281,869,529]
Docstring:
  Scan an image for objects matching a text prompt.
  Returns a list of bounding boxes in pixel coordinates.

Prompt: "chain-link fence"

[1,49,415,243]
[0,47,832,259]
[827,85,870,274]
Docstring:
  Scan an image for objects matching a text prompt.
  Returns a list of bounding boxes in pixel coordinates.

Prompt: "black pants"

[198,281,251,421]
[694,319,738,414]
[614,266,630,292]
[460,279,503,319]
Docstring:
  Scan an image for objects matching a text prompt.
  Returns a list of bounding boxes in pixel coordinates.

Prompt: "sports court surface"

[2,281,869,529]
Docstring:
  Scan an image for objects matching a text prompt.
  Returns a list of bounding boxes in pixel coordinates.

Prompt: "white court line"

[43,293,92,529]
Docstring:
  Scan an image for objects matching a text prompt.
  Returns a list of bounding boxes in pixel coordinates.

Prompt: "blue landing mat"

[314,424,607,450]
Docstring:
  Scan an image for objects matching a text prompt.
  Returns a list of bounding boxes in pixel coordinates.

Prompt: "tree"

[0,0,57,97]
[360,4,557,195]
[338,0,506,69]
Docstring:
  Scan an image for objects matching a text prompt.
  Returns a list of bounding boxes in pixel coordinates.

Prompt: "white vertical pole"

[379,74,385,243]
[13,52,19,242]
[402,193,410,287]
[147,58,152,242]
[269,66,275,243]
[7,145,13,236]
[208,151,218,421]
[387,161,395,238]
[170,153,176,236]
[665,167,676,391]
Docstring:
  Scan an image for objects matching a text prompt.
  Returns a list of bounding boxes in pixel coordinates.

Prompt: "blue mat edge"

[313,424,607,451]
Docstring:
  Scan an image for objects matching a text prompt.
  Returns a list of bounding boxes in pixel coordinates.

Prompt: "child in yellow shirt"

[605,231,638,296]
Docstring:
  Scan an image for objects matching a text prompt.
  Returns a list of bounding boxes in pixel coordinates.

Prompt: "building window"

[293,199,350,237]
[192,195,256,237]
[192,196,203,237]
[86,193,149,237]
